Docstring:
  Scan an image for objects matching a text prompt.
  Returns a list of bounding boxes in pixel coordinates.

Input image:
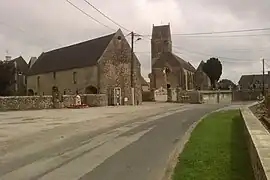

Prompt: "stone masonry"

[27,29,142,106]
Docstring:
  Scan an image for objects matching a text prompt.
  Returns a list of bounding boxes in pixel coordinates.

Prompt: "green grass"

[172,110,255,180]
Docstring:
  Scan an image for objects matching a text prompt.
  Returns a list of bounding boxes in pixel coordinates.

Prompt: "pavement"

[0,102,239,180]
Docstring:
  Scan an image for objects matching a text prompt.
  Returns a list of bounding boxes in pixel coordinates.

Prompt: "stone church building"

[27,29,142,105]
[149,24,196,91]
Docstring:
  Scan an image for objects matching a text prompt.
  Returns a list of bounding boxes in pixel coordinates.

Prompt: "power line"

[82,0,131,32]
[172,33,270,38]
[65,0,115,31]
[172,46,259,62]
[142,27,270,37]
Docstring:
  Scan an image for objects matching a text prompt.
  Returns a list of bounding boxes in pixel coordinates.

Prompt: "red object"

[67,104,89,109]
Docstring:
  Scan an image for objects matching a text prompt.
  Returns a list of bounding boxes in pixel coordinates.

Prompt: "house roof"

[8,56,29,74]
[238,74,268,85]
[28,33,115,75]
[153,52,196,72]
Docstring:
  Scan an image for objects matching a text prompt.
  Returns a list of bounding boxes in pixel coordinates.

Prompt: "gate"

[113,87,121,106]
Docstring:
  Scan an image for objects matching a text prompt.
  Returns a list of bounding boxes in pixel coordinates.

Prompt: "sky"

[0,0,270,83]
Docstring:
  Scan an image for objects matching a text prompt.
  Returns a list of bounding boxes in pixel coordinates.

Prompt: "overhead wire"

[65,0,116,31]
[142,27,270,37]
[82,0,131,32]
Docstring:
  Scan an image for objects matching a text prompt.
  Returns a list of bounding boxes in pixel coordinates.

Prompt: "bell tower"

[151,23,172,66]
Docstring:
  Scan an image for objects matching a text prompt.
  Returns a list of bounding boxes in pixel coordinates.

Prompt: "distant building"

[27,29,143,105]
[238,72,270,90]
[4,56,29,95]
[149,24,196,91]
[194,61,211,90]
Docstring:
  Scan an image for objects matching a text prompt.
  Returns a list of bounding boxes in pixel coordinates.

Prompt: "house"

[3,56,29,95]
[27,29,142,105]
[238,72,270,90]
[194,61,211,90]
[149,24,196,91]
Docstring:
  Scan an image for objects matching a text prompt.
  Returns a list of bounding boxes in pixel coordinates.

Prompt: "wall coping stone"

[241,103,270,180]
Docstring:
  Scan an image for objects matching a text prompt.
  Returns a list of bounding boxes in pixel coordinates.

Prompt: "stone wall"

[241,106,269,180]
[232,90,261,101]
[176,90,232,104]
[201,91,232,104]
[176,90,201,104]
[0,94,107,111]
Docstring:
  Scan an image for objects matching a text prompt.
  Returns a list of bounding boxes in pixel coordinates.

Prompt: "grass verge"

[172,110,254,180]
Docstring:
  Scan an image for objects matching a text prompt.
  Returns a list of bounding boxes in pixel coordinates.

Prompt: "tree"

[0,60,15,96]
[218,79,236,90]
[203,57,222,89]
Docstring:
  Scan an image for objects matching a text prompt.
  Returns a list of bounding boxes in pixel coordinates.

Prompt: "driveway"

[0,102,229,180]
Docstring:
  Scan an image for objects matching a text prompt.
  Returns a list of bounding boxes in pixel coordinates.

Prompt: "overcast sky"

[1,0,270,83]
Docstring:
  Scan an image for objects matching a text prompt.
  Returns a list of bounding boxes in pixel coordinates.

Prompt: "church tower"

[151,24,172,66]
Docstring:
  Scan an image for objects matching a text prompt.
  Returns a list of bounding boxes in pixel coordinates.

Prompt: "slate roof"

[153,52,196,72]
[28,33,115,75]
[8,56,29,74]
[239,74,268,86]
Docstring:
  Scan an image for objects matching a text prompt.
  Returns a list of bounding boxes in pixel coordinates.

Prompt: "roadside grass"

[172,110,255,180]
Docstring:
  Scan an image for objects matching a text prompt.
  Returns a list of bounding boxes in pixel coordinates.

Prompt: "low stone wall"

[0,96,53,111]
[176,90,201,104]
[233,90,261,101]
[0,94,108,111]
[176,90,232,104]
[200,90,232,104]
[82,94,108,107]
[241,106,270,180]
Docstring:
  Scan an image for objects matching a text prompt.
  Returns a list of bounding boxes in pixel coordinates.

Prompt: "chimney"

[5,55,11,61]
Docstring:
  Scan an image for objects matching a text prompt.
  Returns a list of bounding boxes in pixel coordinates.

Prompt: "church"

[149,24,196,91]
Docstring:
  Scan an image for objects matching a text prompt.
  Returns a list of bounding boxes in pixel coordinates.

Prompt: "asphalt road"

[0,103,229,180]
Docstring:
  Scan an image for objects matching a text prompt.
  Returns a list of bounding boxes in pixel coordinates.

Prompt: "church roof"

[28,33,115,75]
[153,52,196,72]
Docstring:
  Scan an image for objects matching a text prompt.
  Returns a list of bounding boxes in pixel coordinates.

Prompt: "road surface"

[0,102,229,180]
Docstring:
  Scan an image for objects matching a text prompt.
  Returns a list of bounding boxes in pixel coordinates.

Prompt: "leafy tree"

[0,60,15,96]
[203,57,222,88]
[218,79,236,90]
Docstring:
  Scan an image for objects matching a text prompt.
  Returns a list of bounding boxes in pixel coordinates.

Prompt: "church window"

[37,76,40,89]
[53,72,56,80]
[73,72,77,84]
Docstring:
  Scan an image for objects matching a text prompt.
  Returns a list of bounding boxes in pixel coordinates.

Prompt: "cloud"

[0,0,269,83]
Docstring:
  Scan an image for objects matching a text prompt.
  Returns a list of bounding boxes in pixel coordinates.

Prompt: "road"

[0,102,229,180]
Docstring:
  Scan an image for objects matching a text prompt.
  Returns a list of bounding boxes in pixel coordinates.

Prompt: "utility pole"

[130,31,135,105]
[262,58,265,96]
